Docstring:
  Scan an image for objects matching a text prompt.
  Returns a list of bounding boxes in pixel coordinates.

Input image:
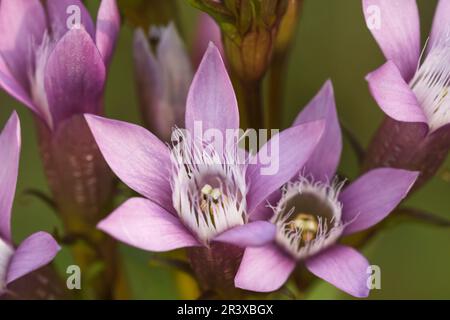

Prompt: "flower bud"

[133,24,193,142]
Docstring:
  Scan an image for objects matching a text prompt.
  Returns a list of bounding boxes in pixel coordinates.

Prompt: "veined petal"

[185,43,239,136]
[305,244,370,298]
[98,198,200,252]
[366,61,427,124]
[235,244,296,292]
[45,28,106,128]
[0,0,46,90]
[293,80,342,181]
[362,0,420,81]
[46,0,95,41]
[341,168,419,235]
[214,221,276,247]
[0,56,36,113]
[429,0,450,50]
[6,232,60,285]
[96,0,120,66]
[85,115,173,212]
[246,120,325,215]
[0,112,20,242]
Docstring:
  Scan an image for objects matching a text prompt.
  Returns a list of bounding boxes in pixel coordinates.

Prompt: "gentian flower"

[85,44,325,295]
[0,112,59,296]
[133,23,193,142]
[362,0,450,188]
[233,81,419,297]
[0,0,120,221]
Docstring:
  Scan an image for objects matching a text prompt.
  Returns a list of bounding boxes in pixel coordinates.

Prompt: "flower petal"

[46,0,95,41]
[235,244,296,292]
[362,0,420,81]
[366,61,427,124]
[0,0,46,90]
[6,232,60,285]
[429,0,450,50]
[214,221,276,247]
[96,0,120,66]
[85,115,173,212]
[293,80,342,181]
[305,244,370,298]
[341,168,419,235]
[0,112,20,242]
[0,56,36,113]
[45,28,106,128]
[185,43,239,136]
[98,198,200,252]
[246,120,325,215]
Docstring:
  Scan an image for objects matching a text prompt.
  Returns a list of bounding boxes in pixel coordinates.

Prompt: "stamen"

[273,176,345,260]
[410,33,450,131]
[171,128,247,244]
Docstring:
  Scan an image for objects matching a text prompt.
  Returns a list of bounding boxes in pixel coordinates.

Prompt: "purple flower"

[0,0,120,223]
[85,43,325,257]
[0,112,59,295]
[362,0,450,187]
[0,0,120,130]
[133,23,193,142]
[232,81,419,297]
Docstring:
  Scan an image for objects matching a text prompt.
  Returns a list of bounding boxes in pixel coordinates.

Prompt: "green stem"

[234,76,264,130]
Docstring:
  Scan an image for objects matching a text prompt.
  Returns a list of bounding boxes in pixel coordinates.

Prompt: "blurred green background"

[0,0,448,299]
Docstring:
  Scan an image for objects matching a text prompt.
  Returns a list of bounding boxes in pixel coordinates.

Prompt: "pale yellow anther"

[289,213,319,242]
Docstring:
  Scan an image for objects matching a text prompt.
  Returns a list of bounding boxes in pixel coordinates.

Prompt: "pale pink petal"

[366,61,427,124]
[341,168,419,235]
[185,43,239,136]
[305,245,370,298]
[235,244,296,292]
[6,232,60,285]
[214,221,276,247]
[0,112,20,242]
[293,80,342,181]
[362,0,420,81]
[246,120,325,215]
[98,198,200,252]
[96,0,120,66]
[85,115,173,212]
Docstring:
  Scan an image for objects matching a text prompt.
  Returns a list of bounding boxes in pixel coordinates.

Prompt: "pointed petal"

[246,120,325,215]
[429,0,450,49]
[0,56,36,113]
[305,245,370,298]
[45,28,106,127]
[341,168,419,235]
[235,244,296,292]
[85,115,173,211]
[0,0,46,89]
[366,61,427,124]
[185,43,239,136]
[96,0,120,66]
[214,221,276,247]
[293,80,342,181]
[362,0,420,81]
[6,232,60,285]
[98,198,200,252]
[46,0,95,40]
[0,112,20,242]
